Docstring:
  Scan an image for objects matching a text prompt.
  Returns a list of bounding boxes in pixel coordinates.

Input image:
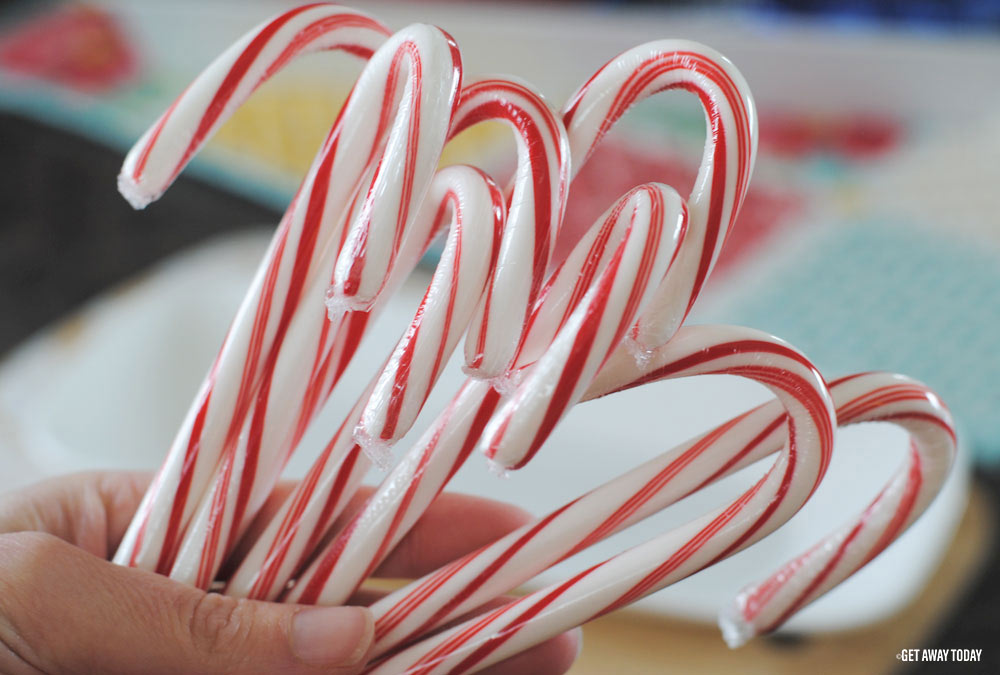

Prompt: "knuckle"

[185,593,254,658]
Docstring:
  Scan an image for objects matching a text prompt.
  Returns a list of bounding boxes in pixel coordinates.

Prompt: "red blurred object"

[759,111,902,160]
[0,5,137,93]
[556,139,802,286]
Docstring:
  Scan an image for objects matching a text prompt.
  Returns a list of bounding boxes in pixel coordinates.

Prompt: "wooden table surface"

[569,486,994,674]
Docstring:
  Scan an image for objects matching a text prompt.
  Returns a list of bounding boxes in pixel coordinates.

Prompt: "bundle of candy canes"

[113,4,956,673]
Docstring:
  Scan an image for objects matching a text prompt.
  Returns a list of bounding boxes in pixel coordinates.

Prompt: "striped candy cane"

[562,40,757,353]
[367,366,953,661]
[478,40,758,471]
[118,3,389,208]
[454,78,571,382]
[277,182,687,606]
[113,4,392,574]
[719,371,956,646]
[115,15,464,583]
[364,324,836,674]
[355,77,570,448]
[166,23,465,589]
[225,164,505,600]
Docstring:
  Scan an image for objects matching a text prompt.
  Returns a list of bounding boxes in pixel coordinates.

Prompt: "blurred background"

[0,1,998,673]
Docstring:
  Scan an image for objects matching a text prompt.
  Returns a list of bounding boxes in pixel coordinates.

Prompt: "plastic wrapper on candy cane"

[109,3,957,670]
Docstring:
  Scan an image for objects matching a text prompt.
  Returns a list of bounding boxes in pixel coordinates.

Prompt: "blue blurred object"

[702,219,1000,464]
[754,0,1000,28]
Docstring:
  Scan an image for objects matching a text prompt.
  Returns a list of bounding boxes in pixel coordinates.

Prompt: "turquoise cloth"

[701,220,1000,463]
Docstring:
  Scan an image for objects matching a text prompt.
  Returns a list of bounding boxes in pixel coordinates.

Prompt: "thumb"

[0,532,373,674]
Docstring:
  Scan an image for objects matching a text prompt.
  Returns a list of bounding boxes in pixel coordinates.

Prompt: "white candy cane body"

[365,324,836,674]
[562,40,757,351]
[118,3,389,208]
[166,24,467,587]
[480,184,687,470]
[280,378,502,605]
[477,40,758,472]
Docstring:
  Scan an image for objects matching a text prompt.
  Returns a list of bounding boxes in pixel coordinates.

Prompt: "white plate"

[0,231,969,635]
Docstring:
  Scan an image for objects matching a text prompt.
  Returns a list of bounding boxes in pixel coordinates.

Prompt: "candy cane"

[114,4,391,573]
[355,77,570,449]
[225,164,505,600]
[366,368,953,660]
[277,181,686,606]
[363,324,836,674]
[454,78,571,382]
[719,371,956,647]
[118,3,390,208]
[115,17,463,581]
[562,40,756,353]
[478,40,757,472]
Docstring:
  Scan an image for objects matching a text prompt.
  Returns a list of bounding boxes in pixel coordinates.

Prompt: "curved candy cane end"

[460,361,508,384]
[486,457,511,479]
[324,286,366,321]
[493,369,525,397]
[622,333,656,370]
[354,423,395,471]
[117,170,155,210]
[718,597,755,649]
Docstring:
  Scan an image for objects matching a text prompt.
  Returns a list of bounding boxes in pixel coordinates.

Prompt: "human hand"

[0,472,579,674]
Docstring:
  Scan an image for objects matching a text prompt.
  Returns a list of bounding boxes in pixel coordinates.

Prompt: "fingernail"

[291,606,373,666]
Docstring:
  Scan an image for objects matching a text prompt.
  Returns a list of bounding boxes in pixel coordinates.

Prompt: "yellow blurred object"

[210,77,350,175]
[209,77,511,179]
